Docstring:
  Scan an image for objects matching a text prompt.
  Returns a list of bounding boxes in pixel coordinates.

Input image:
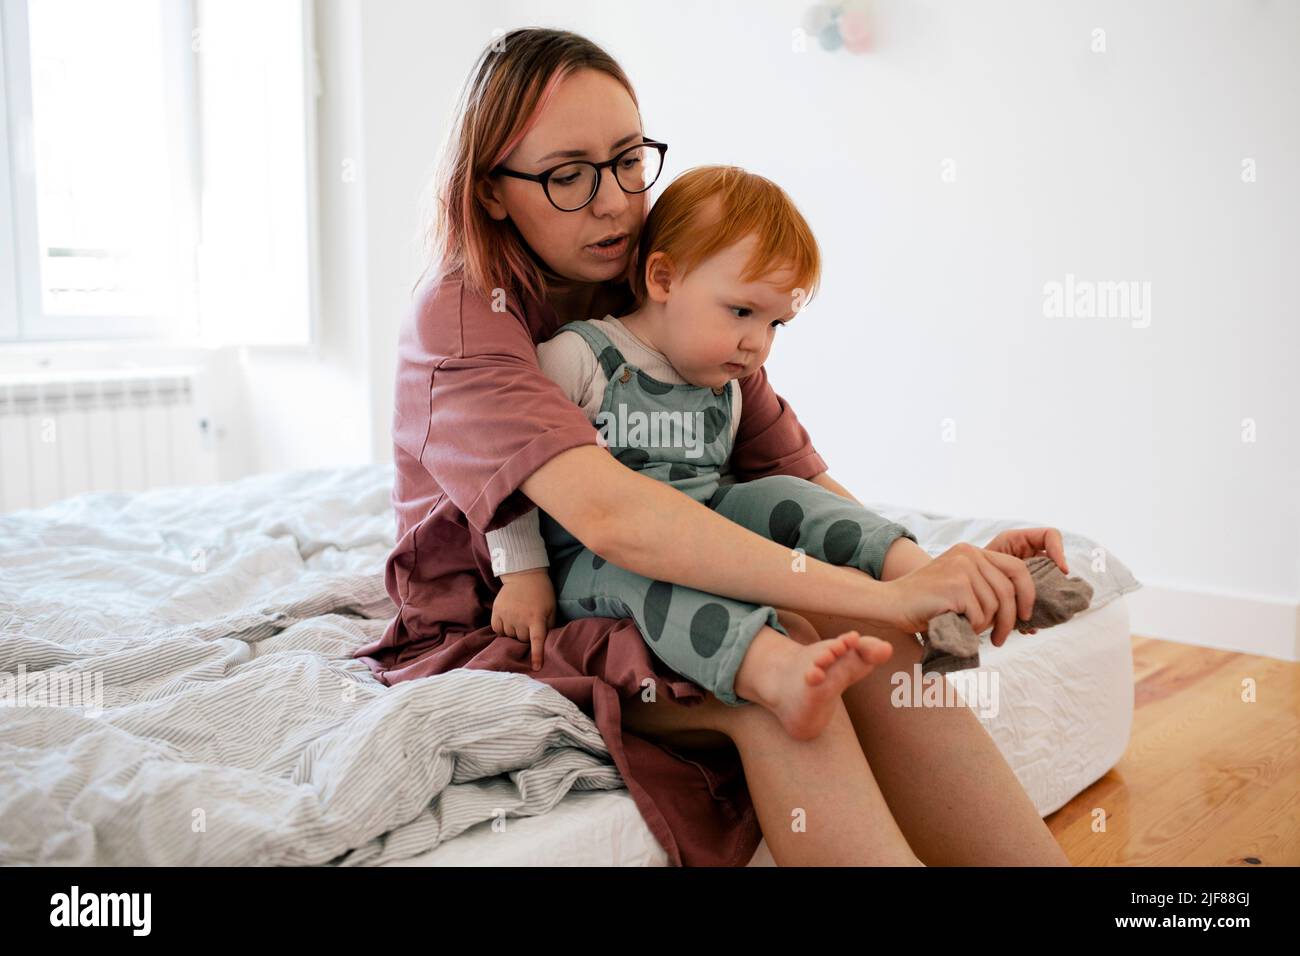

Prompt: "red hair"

[631,166,821,309]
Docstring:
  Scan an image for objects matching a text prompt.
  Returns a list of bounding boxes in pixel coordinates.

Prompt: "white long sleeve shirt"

[486,315,742,576]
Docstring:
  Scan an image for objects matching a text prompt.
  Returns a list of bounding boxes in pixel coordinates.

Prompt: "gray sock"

[919,555,1094,674]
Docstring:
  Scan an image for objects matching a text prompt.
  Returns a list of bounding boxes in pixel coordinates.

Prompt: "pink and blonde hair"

[414,29,641,304]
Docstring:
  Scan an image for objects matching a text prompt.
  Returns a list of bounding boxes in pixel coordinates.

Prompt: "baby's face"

[656,234,801,389]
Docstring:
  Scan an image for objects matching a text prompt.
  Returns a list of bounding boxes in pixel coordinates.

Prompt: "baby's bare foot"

[772,631,892,741]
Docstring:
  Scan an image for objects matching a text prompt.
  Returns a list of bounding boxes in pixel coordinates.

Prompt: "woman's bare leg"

[621,611,924,866]
[776,606,1071,867]
[728,696,927,865]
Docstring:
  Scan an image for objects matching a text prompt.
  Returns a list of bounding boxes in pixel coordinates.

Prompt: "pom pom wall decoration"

[803,0,874,54]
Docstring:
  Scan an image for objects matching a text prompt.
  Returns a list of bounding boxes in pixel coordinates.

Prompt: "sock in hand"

[918,554,1095,675]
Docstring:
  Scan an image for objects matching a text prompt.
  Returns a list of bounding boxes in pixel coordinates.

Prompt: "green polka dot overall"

[539,319,919,706]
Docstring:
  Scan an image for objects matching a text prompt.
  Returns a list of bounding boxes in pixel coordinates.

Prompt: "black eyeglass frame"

[490,139,669,211]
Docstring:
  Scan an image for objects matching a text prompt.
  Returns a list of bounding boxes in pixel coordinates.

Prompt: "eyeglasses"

[491,139,668,212]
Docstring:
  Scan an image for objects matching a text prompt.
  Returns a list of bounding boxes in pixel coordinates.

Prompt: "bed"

[0,463,1141,866]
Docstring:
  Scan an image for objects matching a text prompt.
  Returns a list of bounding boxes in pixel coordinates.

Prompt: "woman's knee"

[774,608,821,646]
[727,687,855,745]
[788,607,925,665]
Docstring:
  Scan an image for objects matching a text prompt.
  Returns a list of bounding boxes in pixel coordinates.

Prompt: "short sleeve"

[728,364,828,482]
[394,274,601,534]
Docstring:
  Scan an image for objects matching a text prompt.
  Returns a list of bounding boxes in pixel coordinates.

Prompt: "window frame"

[0,4,21,340]
[0,0,201,344]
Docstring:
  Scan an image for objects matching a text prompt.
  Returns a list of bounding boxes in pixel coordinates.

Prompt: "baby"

[488,165,919,741]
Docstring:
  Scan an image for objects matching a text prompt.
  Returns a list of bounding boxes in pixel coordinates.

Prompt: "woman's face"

[477,68,649,285]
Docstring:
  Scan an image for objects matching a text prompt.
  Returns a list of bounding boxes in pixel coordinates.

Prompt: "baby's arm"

[486,509,549,577]
[488,328,600,656]
[487,326,601,577]
[486,512,556,661]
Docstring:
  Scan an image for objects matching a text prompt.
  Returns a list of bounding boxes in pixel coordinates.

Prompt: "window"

[0,0,318,347]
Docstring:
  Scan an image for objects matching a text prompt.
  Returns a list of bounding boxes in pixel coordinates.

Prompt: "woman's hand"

[984,527,1068,574]
[980,528,1068,635]
[490,568,557,671]
[884,543,1037,647]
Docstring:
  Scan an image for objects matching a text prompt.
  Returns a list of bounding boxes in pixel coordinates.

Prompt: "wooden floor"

[1044,635,1299,865]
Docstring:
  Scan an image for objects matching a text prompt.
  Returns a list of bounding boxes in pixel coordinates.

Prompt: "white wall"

[242,0,494,476]
[334,0,1298,655]
[235,0,375,473]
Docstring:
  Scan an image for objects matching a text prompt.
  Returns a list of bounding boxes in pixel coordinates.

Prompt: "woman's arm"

[521,446,1039,642]
[520,446,905,629]
[808,470,859,503]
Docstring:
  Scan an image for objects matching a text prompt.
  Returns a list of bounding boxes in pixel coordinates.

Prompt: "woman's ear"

[475,177,509,221]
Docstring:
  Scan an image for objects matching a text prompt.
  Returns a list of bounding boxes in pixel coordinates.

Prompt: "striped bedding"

[0,464,623,865]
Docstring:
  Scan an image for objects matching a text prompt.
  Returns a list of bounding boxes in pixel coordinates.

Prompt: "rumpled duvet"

[0,464,623,865]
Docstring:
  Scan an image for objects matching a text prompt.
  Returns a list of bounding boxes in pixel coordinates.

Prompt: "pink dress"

[354,267,829,866]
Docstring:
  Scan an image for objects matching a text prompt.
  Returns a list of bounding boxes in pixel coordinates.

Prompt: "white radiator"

[0,367,219,513]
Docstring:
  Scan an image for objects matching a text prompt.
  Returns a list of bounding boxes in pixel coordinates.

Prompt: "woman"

[355,27,1071,867]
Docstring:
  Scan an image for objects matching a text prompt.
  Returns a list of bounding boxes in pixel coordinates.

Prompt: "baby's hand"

[490,567,557,671]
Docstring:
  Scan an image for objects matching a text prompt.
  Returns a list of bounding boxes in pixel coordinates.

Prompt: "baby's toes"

[855,636,892,665]
[811,639,848,669]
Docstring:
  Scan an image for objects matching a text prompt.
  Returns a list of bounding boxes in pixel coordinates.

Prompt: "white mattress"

[386,594,1135,867]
